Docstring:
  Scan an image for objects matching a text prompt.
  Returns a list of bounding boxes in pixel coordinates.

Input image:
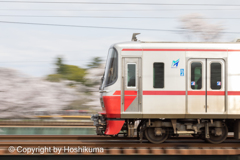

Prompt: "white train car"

[92,35,240,144]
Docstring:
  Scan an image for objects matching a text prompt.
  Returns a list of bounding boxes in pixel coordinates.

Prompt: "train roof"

[113,41,240,50]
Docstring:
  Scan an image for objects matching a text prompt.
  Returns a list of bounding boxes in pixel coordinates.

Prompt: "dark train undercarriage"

[92,114,239,144]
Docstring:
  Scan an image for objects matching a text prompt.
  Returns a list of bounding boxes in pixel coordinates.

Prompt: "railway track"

[0,121,95,135]
[0,135,234,141]
[0,137,239,148]
[0,120,93,126]
[0,135,239,155]
[0,135,118,140]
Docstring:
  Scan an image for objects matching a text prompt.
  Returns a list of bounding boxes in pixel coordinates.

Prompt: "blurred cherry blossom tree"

[179,14,224,42]
[0,68,82,118]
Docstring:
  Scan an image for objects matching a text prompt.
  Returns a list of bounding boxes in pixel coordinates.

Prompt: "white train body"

[92,40,240,143]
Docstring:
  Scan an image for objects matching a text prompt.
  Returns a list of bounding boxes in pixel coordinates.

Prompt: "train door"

[121,57,142,116]
[206,59,225,113]
[187,59,225,114]
[187,59,206,114]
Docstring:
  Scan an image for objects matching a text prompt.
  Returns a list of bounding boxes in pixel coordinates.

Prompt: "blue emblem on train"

[180,69,184,76]
[171,59,180,68]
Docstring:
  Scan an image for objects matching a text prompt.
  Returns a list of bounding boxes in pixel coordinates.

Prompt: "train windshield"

[102,48,118,88]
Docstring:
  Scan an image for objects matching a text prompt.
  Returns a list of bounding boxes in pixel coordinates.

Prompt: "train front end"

[91,46,125,136]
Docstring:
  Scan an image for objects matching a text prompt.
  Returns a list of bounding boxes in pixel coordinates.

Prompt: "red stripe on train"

[113,90,240,95]
[188,91,225,95]
[188,91,205,95]
[143,91,185,95]
[228,91,240,95]
[122,49,240,52]
[113,91,121,95]
[122,49,142,51]
[144,91,225,95]
[113,91,138,95]
[207,91,225,95]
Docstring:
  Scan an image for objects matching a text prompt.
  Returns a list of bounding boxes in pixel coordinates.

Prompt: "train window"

[211,63,221,90]
[191,62,202,90]
[105,48,118,87]
[153,63,164,88]
[127,64,136,87]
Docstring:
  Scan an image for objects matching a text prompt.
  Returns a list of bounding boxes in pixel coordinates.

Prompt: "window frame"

[153,62,165,89]
[210,62,222,90]
[104,47,118,88]
[127,63,137,88]
[190,61,203,90]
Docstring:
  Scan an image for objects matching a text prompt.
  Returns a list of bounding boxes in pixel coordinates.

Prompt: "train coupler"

[91,114,106,135]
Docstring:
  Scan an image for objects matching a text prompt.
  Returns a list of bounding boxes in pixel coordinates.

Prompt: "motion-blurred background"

[0,0,239,120]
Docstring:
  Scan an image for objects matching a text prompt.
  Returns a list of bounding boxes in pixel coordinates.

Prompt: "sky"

[0,0,240,77]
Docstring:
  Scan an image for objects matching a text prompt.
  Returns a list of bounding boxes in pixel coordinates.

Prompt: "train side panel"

[228,51,240,116]
[142,49,186,118]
